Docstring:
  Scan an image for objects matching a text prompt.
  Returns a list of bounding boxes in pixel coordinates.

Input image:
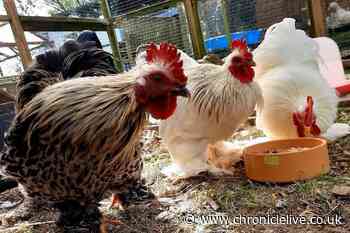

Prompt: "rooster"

[0,42,189,232]
[156,40,263,178]
[254,18,348,140]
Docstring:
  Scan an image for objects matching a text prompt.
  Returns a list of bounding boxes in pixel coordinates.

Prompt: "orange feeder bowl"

[243,138,329,183]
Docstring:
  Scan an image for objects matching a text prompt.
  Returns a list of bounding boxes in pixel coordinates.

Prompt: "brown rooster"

[0,42,189,232]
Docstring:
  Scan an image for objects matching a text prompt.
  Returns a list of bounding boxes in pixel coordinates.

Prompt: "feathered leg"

[53,201,107,233]
[166,138,215,178]
[109,145,156,209]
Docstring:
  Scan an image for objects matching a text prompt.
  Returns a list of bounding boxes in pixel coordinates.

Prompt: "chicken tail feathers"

[16,68,62,112]
[62,48,117,80]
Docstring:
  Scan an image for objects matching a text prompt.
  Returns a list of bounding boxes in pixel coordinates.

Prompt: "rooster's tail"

[16,49,65,112]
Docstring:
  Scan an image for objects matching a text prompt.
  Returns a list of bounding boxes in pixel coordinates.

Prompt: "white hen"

[254,18,348,140]
[157,41,263,178]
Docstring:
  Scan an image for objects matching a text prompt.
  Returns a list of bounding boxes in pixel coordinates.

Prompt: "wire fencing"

[198,0,311,57]
[112,1,194,69]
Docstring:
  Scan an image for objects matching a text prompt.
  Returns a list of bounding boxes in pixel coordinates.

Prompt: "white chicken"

[142,40,263,178]
[254,18,349,140]
[328,2,350,28]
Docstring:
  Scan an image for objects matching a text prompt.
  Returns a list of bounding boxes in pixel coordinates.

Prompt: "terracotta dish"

[243,138,329,183]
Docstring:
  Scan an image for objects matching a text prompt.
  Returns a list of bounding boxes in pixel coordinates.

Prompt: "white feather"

[322,123,350,142]
[254,18,338,139]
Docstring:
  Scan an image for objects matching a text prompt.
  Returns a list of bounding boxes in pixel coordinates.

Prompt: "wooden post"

[183,0,206,59]
[221,0,232,48]
[308,0,327,37]
[4,0,32,69]
[100,0,124,73]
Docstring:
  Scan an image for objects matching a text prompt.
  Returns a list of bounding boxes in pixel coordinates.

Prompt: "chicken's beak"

[171,86,191,98]
[248,60,256,67]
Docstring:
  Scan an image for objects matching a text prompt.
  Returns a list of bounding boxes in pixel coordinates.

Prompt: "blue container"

[205,29,264,52]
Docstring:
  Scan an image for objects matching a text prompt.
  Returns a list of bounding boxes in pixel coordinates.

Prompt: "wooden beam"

[4,0,32,68]
[308,0,327,37]
[0,41,42,47]
[100,0,124,73]
[0,44,46,63]
[20,16,108,32]
[0,15,9,22]
[183,0,206,59]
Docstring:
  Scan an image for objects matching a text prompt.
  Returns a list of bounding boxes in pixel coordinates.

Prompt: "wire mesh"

[114,1,194,70]
[198,0,310,57]
[14,0,102,18]
[325,0,350,59]
[108,0,162,17]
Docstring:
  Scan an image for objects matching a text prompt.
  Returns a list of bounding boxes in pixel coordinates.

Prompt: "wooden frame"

[20,16,108,32]
[308,0,327,37]
[183,0,206,59]
[100,0,124,72]
[4,0,32,68]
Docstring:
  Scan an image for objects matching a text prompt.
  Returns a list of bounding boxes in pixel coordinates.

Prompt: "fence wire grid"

[198,0,311,57]
[114,2,193,69]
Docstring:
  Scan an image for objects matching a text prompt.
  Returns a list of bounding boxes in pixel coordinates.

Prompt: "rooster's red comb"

[146,42,187,84]
[231,39,248,51]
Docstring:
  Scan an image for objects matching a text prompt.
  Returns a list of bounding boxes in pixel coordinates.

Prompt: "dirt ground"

[0,108,349,233]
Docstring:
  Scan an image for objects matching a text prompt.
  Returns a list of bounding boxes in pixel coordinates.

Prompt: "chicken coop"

[1,1,350,233]
[0,0,349,80]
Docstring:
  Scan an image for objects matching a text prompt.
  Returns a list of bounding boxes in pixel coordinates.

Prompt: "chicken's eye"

[232,57,243,63]
[153,74,162,81]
